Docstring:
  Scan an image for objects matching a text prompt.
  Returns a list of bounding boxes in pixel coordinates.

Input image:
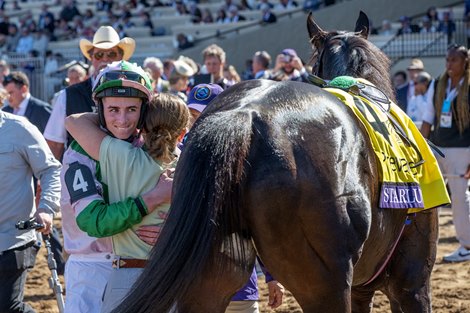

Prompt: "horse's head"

[307,11,395,102]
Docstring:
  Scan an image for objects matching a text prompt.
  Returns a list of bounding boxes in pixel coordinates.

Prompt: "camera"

[283,54,292,63]
[15,217,44,230]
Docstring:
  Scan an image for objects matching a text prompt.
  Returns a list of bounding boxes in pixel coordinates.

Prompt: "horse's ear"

[354,11,369,39]
[307,12,327,43]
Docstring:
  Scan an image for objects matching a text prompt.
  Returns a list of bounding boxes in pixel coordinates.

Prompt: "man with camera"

[270,48,309,82]
[0,109,61,313]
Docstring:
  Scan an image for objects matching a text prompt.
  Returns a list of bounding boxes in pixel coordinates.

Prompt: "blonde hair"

[144,93,189,164]
[435,45,470,134]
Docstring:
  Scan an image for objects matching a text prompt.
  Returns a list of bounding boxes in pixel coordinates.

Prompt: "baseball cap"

[187,83,223,113]
[282,48,298,58]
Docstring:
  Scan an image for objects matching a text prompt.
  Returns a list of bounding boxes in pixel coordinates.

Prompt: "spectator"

[302,0,321,12]
[239,0,253,10]
[162,58,175,81]
[188,1,202,23]
[31,30,49,56]
[270,48,309,82]
[15,27,34,54]
[54,18,73,41]
[257,0,274,10]
[0,60,10,90]
[420,44,470,263]
[420,16,437,33]
[216,8,228,24]
[426,6,440,27]
[261,4,277,24]
[406,71,433,128]
[5,23,20,52]
[0,109,61,313]
[50,63,88,106]
[168,59,195,102]
[252,50,272,79]
[175,0,189,15]
[97,0,114,11]
[176,33,194,50]
[379,19,394,36]
[143,56,169,93]
[83,8,95,25]
[38,4,55,35]
[2,71,52,133]
[395,58,424,112]
[225,5,246,23]
[437,11,456,43]
[223,64,241,85]
[60,0,81,23]
[44,25,135,160]
[0,12,9,36]
[275,0,298,10]
[396,16,420,35]
[392,70,407,90]
[202,44,233,89]
[65,64,87,87]
[201,9,214,23]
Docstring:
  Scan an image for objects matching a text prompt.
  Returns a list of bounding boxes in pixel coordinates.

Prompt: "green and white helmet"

[92,60,153,129]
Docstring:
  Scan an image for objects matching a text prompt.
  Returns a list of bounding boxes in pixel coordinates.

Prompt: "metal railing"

[381,18,467,65]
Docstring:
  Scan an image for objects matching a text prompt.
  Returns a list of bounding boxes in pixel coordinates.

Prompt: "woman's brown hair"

[144,93,189,164]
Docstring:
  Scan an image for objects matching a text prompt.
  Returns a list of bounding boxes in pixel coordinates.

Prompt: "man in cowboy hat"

[44,26,135,161]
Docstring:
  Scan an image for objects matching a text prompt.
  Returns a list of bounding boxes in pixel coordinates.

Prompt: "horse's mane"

[315,31,395,103]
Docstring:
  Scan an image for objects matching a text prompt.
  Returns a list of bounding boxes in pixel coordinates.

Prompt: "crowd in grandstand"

[1,1,470,312]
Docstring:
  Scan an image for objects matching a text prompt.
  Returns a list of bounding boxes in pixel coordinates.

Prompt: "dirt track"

[25,208,470,312]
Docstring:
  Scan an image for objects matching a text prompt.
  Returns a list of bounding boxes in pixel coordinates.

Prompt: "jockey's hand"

[136,224,163,246]
[267,280,285,309]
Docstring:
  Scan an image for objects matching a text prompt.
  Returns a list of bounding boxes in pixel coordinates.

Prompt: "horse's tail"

[113,110,254,313]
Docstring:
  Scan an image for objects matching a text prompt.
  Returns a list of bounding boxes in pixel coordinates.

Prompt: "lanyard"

[443,77,463,110]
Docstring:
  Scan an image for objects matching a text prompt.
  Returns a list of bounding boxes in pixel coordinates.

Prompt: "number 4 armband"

[64,162,99,203]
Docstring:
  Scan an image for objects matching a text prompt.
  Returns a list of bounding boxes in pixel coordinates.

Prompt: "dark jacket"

[2,96,52,133]
[395,83,409,112]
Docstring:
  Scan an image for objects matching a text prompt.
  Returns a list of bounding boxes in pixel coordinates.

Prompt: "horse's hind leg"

[178,235,256,313]
[382,210,438,313]
[351,288,374,313]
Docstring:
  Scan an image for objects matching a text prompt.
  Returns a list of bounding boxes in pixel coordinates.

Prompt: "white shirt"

[44,89,67,143]
[12,93,31,116]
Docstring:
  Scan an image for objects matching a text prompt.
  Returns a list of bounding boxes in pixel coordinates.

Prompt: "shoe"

[443,246,470,263]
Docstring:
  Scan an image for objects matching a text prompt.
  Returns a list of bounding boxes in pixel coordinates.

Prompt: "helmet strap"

[137,99,148,130]
[97,99,107,129]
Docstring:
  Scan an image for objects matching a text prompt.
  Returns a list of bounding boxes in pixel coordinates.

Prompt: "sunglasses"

[91,50,120,61]
[2,74,23,87]
[99,71,147,86]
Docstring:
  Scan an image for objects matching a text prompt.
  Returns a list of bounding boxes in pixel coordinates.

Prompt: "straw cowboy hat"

[79,26,135,61]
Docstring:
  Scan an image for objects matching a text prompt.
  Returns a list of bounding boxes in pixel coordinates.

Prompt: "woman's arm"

[420,121,432,138]
[65,113,106,160]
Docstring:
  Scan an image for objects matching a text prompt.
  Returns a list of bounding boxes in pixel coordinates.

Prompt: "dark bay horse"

[114,12,438,313]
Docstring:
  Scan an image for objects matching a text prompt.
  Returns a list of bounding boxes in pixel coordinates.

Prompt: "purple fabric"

[231,260,274,301]
[379,182,424,209]
[231,267,259,301]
